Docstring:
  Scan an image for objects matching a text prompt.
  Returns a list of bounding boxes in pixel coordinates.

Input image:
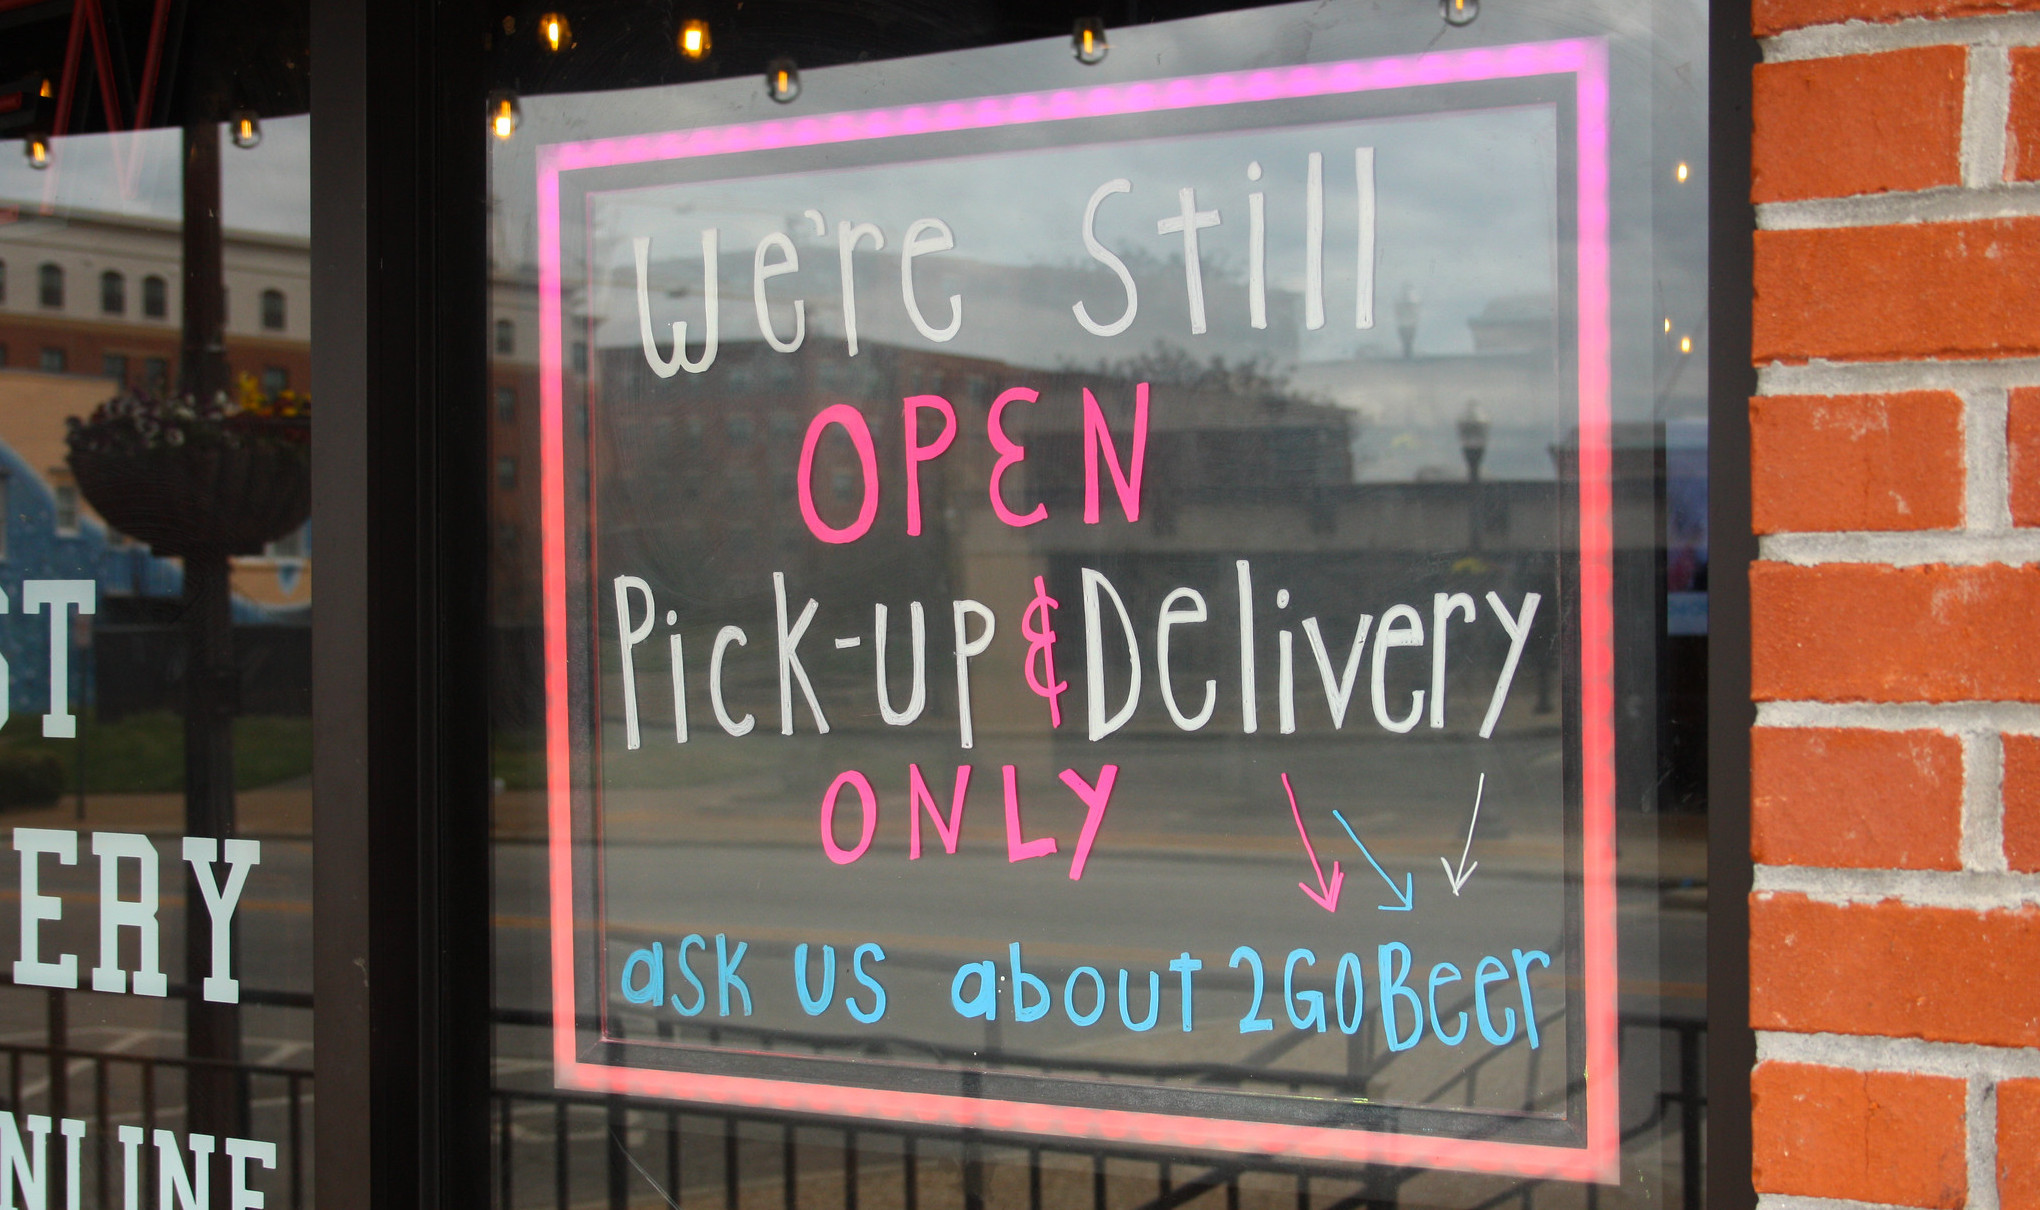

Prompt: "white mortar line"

[1966,387,2013,532]
[1758,531,2040,565]
[1758,358,2040,397]
[1759,701,2040,733]
[1758,1195,1923,1210]
[1761,1029,2040,1079]
[1965,46,2014,188]
[1757,182,2040,229]
[1971,1077,2001,1210]
[1963,730,2010,873]
[1755,864,2040,907]
[1764,12,2040,62]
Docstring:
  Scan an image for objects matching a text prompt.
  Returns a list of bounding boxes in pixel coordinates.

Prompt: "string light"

[1675,161,1690,183]
[1443,0,1478,25]
[25,135,50,170]
[229,109,262,150]
[1679,335,1693,354]
[679,19,711,59]
[488,91,521,140]
[766,58,801,103]
[538,12,572,52]
[1072,17,1108,65]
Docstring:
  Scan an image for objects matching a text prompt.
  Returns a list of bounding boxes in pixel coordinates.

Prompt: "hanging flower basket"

[65,382,310,558]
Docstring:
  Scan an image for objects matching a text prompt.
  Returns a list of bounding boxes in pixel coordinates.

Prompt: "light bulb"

[1675,161,1691,183]
[538,12,572,52]
[25,136,50,170]
[766,58,801,104]
[488,91,521,141]
[1679,335,1693,354]
[230,109,262,150]
[679,19,711,59]
[1072,17,1108,65]
[1442,0,1479,25]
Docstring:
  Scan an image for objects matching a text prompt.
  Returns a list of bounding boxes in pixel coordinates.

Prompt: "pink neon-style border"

[538,36,1617,1182]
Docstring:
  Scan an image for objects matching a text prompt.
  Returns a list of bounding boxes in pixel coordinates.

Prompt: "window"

[261,288,286,331]
[570,340,588,372]
[51,483,79,537]
[0,259,7,302]
[497,456,516,488]
[486,8,1718,1204]
[261,366,289,395]
[1,33,323,1210]
[0,344,8,367]
[495,318,515,354]
[495,386,516,421]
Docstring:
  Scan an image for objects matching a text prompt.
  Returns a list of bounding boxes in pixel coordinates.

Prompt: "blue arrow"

[1331,810,1414,911]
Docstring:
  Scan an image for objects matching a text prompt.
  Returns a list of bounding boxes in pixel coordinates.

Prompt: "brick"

[2010,387,2040,525]
[2003,1079,2040,1210]
[1752,728,1963,869]
[2012,49,2040,182]
[1752,562,2040,702]
[1752,893,2040,1047]
[2003,734,2040,872]
[1751,1061,1967,1207]
[1757,0,2040,36]
[1755,220,2040,363]
[1751,393,1965,532]
[1754,49,1965,202]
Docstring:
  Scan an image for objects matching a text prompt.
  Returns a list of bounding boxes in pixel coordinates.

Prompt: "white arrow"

[1440,773,1486,896]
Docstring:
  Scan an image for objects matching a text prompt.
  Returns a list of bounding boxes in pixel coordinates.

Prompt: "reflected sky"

[0,115,312,236]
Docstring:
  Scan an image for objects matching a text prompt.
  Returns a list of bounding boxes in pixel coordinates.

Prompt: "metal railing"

[0,990,1702,1210]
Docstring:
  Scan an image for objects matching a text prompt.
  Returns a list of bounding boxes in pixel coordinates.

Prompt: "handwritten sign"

[538,37,1616,1180]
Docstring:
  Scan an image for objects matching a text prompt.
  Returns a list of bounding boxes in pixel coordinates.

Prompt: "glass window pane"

[0,104,314,1206]
[487,2,1708,1206]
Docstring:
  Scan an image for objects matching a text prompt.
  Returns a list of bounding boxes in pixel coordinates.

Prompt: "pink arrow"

[1282,773,1344,913]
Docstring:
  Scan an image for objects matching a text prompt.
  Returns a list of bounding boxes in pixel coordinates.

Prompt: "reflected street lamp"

[1395,283,1420,359]
[1458,400,1489,550]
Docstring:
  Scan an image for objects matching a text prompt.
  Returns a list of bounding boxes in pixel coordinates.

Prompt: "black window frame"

[100,268,125,315]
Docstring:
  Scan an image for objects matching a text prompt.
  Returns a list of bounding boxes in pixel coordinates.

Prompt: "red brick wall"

[1750,6,2040,1207]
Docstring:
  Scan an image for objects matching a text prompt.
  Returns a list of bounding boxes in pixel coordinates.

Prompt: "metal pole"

[181,118,242,1207]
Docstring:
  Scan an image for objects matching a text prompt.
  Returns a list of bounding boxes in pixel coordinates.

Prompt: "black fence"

[93,622,313,719]
[0,984,1703,1210]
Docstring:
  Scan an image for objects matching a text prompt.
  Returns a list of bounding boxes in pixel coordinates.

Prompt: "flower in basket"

[65,377,309,457]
